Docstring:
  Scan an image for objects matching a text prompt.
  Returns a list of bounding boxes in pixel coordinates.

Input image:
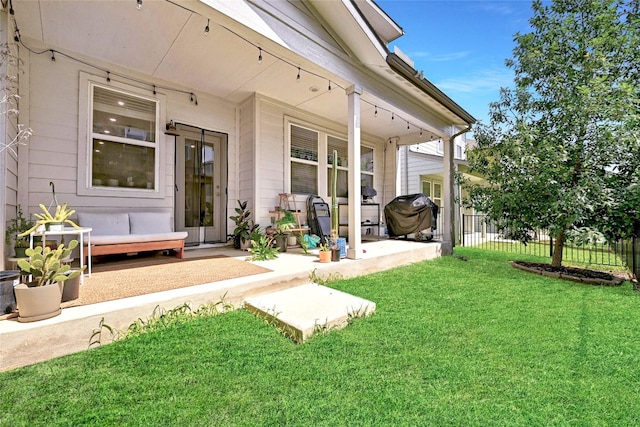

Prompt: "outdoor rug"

[63,255,272,307]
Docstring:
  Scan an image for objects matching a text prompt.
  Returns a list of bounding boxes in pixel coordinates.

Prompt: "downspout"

[446,125,472,248]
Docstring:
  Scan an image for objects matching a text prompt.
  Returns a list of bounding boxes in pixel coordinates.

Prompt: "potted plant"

[273,208,297,252]
[14,240,85,322]
[19,203,81,236]
[4,205,35,258]
[230,200,257,250]
[318,241,331,263]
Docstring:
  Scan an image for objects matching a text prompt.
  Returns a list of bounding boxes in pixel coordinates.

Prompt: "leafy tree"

[462,0,640,267]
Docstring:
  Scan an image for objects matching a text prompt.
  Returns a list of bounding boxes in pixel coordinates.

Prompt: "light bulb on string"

[407,121,410,130]
[374,106,378,117]
[391,112,394,121]
[50,50,56,62]
[204,19,210,36]
[296,67,301,83]
[419,129,423,137]
[258,48,263,64]
[328,80,332,92]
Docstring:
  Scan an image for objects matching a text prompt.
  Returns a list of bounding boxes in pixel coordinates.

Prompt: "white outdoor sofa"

[77,211,188,261]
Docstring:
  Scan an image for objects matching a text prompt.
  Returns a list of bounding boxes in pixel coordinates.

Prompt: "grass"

[1,247,639,426]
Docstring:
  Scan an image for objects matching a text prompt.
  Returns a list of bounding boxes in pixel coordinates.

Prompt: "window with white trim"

[327,135,348,197]
[290,124,318,194]
[90,84,158,190]
[421,179,442,207]
[289,122,375,197]
[360,145,374,189]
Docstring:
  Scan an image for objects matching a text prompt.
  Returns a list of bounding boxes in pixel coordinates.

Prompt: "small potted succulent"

[318,241,331,263]
[14,240,85,322]
[19,203,81,236]
[4,205,35,258]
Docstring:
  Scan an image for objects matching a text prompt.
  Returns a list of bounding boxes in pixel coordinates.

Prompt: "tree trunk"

[551,230,565,267]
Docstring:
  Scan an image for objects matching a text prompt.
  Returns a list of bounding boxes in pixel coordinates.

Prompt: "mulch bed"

[510,261,629,286]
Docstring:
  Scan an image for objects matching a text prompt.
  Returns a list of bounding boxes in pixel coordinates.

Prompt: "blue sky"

[376,0,536,126]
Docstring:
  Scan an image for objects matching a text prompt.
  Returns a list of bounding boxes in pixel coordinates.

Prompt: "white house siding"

[251,94,385,229]
[21,42,239,224]
[237,95,257,221]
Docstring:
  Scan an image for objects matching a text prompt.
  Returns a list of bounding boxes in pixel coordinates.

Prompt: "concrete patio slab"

[244,283,376,343]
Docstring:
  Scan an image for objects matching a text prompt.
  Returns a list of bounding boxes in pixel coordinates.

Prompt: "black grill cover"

[384,193,439,237]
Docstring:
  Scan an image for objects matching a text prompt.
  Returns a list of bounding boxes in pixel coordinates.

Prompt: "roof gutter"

[386,53,476,126]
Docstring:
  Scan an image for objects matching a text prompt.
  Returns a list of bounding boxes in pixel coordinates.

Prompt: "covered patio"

[2,0,473,267]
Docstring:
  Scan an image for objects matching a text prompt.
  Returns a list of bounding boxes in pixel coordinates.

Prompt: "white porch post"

[346,85,362,259]
[442,133,454,254]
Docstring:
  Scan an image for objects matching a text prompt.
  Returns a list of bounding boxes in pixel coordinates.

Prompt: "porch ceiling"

[13,0,450,140]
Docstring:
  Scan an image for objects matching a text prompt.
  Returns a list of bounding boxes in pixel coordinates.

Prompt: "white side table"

[30,227,93,279]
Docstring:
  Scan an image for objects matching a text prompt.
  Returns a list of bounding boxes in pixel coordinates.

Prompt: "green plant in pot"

[4,205,35,258]
[14,240,85,322]
[230,200,258,249]
[19,203,81,236]
[318,240,331,263]
[273,208,297,252]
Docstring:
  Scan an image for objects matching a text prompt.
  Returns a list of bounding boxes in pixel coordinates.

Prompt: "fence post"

[461,214,465,246]
[549,236,553,258]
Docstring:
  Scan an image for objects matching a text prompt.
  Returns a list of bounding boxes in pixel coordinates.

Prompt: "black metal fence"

[461,214,630,269]
[623,236,639,280]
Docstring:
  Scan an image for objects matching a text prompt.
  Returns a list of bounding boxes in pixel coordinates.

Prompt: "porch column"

[346,85,362,259]
[442,133,454,254]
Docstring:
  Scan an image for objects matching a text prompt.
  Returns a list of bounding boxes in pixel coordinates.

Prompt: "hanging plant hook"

[48,181,59,211]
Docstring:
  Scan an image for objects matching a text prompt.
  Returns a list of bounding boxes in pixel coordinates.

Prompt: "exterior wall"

[1,14,21,266]
[237,95,257,224]
[20,41,238,231]
[253,94,385,228]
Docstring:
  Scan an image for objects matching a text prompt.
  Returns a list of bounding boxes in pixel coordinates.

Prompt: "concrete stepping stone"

[244,283,376,343]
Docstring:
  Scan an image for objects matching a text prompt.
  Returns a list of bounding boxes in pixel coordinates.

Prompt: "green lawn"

[2,247,639,426]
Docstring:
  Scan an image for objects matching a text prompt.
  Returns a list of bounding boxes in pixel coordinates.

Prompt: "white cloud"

[406,50,470,62]
[435,67,514,94]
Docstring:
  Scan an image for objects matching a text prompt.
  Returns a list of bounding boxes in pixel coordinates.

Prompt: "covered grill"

[384,193,439,240]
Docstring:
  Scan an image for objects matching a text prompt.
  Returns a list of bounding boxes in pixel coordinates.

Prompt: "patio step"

[244,283,376,343]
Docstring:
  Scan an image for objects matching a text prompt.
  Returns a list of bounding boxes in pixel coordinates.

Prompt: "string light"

[12,0,437,136]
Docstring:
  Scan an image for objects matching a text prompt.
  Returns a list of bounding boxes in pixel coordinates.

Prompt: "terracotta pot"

[318,250,331,263]
[14,282,64,323]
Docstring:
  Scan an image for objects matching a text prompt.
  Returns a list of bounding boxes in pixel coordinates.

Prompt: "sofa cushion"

[77,212,130,236]
[90,232,188,245]
[129,212,173,235]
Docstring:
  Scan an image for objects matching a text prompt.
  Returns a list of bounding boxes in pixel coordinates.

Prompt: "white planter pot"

[47,222,65,232]
[14,282,63,323]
